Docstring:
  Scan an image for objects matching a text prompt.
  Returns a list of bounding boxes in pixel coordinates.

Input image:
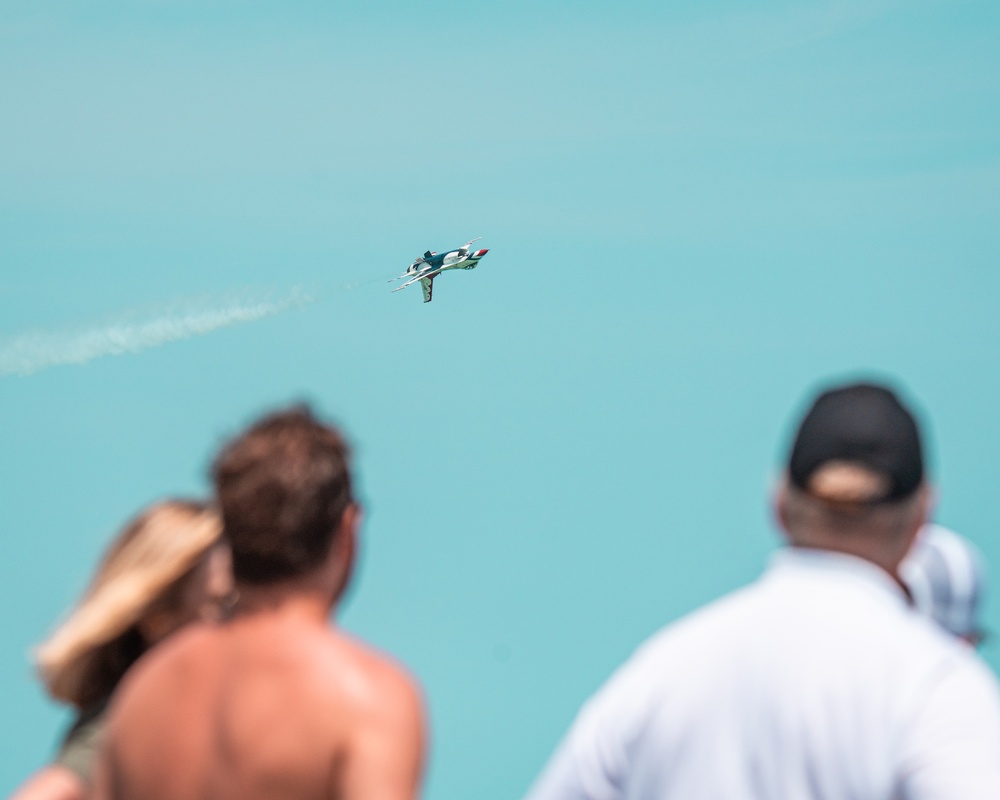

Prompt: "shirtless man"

[93,407,426,800]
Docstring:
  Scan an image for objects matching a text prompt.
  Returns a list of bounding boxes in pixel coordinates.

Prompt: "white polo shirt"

[526,549,1000,800]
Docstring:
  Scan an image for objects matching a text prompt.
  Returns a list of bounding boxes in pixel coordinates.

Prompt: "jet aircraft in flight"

[390,238,489,303]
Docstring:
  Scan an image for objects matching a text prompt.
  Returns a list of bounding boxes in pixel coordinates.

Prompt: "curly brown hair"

[212,405,354,585]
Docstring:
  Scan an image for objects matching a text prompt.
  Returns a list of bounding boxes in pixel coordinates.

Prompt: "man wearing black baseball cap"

[778,382,930,582]
[527,380,1000,800]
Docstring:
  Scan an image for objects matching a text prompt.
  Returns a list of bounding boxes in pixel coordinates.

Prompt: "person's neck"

[789,539,907,591]
[232,579,336,624]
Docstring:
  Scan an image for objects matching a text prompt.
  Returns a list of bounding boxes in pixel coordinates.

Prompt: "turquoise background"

[2,1,999,796]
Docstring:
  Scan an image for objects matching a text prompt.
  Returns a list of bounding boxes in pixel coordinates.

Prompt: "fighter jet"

[389,238,489,303]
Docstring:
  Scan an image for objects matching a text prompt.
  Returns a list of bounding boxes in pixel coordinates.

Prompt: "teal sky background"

[2,0,1000,795]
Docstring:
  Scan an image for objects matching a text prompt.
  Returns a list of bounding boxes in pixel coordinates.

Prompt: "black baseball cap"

[788,382,924,504]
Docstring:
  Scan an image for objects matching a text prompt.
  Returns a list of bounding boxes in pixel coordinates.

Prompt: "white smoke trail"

[0,286,315,377]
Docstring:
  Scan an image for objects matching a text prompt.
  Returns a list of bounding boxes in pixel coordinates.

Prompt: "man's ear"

[337,504,361,555]
[903,484,934,546]
[773,478,791,538]
[330,503,361,604]
[920,484,936,526]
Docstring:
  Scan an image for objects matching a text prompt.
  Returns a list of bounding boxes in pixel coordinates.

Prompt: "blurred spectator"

[11,500,232,800]
[902,524,987,645]
[92,406,426,800]
[526,382,1000,800]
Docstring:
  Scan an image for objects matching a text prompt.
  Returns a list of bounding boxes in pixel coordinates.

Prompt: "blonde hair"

[36,500,222,708]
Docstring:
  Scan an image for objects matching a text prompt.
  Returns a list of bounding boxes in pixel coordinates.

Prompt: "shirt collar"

[767,546,911,608]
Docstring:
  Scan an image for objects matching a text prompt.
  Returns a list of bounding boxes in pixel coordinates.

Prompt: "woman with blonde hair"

[11,499,233,800]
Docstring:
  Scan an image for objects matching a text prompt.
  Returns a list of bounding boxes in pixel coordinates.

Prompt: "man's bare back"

[93,407,427,800]
[97,602,424,800]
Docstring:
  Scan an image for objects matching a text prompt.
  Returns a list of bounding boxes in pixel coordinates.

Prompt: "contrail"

[0,286,316,377]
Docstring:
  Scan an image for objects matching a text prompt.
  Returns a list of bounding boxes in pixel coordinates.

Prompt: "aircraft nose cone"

[476,248,489,256]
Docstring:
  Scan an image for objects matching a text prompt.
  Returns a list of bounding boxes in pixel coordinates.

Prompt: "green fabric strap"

[53,706,107,786]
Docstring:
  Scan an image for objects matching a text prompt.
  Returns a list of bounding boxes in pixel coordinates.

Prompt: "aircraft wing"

[391,273,425,292]
[392,268,443,293]
[421,276,434,303]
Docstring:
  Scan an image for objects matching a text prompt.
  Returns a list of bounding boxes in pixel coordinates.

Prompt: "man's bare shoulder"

[97,617,425,800]
[109,623,217,715]
[113,617,419,710]
[301,625,424,722]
